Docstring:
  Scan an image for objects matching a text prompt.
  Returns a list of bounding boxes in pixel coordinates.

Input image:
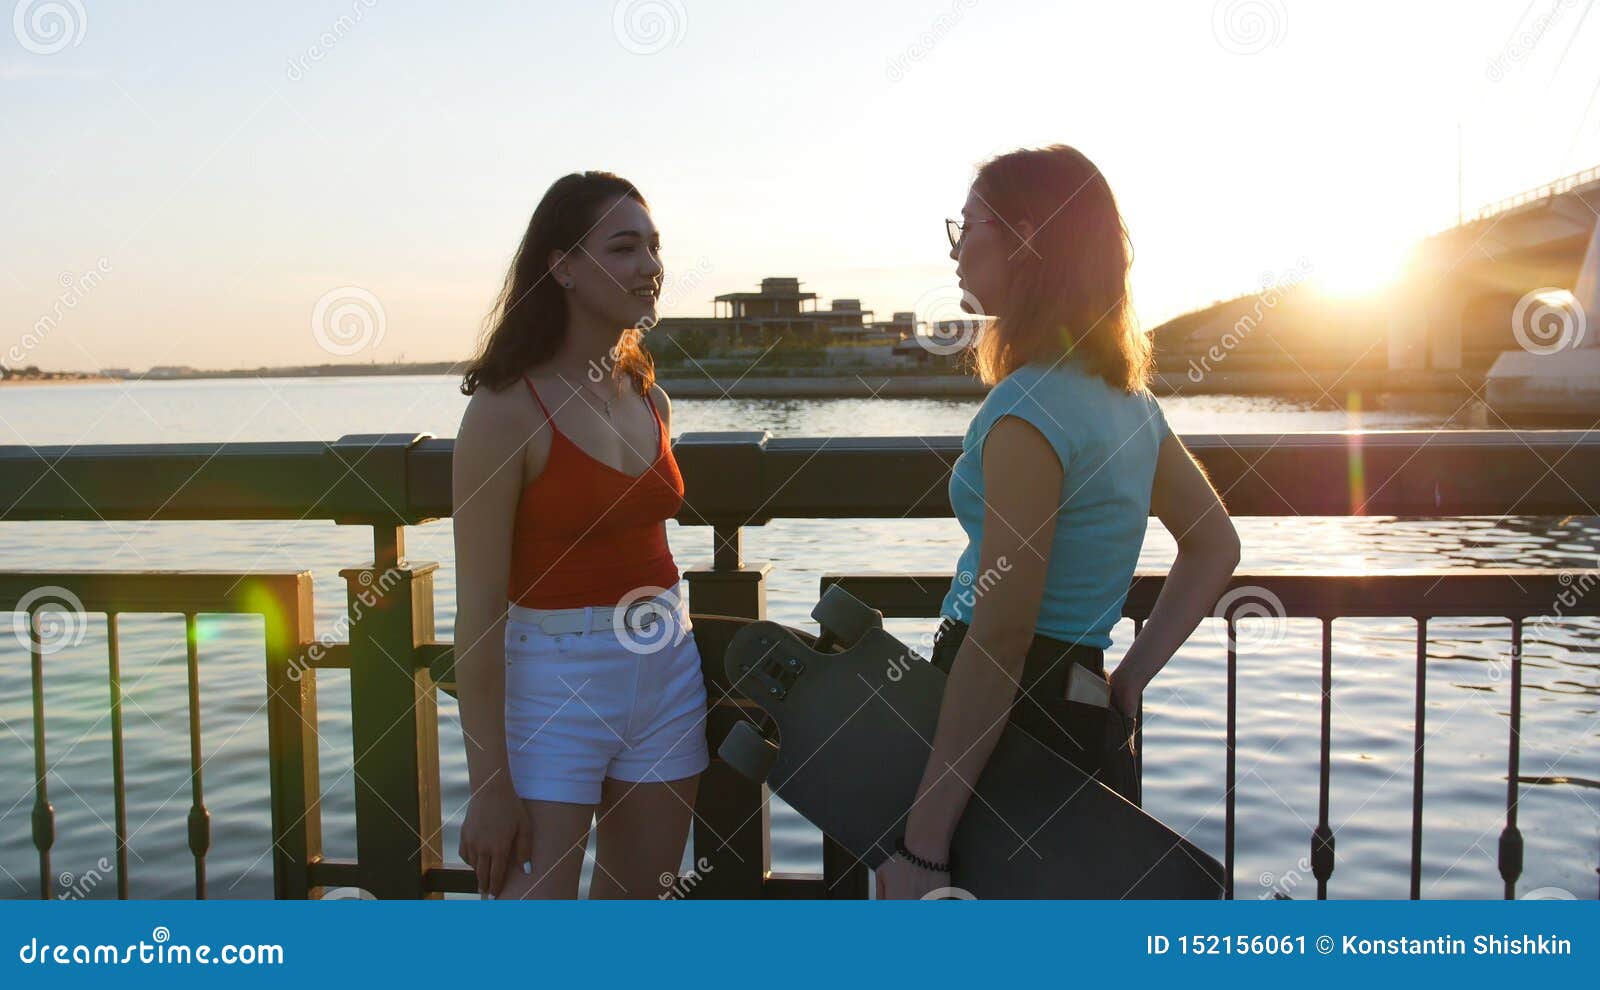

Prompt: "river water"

[0,376,1595,899]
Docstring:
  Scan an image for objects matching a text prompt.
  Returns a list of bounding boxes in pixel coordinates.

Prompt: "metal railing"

[1,571,316,899]
[1466,163,1600,226]
[3,429,1598,899]
[821,569,1592,899]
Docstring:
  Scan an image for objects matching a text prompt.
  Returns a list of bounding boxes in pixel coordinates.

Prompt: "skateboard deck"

[720,619,1225,898]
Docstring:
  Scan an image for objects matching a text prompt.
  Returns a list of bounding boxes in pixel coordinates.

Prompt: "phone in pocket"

[1064,664,1111,708]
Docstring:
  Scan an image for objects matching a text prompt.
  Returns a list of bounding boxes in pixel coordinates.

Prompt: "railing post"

[28,610,53,901]
[343,527,443,899]
[183,613,211,897]
[1409,617,1428,900]
[263,573,322,899]
[685,523,773,898]
[1311,617,1336,898]
[686,525,769,617]
[673,431,778,896]
[1225,616,1236,900]
[1499,618,1524,899]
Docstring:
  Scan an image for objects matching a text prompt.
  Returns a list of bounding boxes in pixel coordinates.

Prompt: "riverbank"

[655,368,1480,399]
[18,366,1486,401]
[0,375,117,386]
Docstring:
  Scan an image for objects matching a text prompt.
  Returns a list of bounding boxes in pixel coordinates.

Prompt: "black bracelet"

[894,834,951,873]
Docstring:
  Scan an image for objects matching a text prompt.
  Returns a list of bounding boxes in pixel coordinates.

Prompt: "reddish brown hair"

[970,145,1152,392]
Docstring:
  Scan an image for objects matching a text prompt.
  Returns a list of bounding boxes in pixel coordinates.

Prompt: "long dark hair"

[971,145,1152,393]
[460,171,656,396]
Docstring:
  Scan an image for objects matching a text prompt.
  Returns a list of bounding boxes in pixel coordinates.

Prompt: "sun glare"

[1307,232,1415,299]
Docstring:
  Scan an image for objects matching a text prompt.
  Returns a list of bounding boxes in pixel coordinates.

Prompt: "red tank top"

[506,375,684,608]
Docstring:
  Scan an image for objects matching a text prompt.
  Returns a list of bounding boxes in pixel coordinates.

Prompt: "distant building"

[839,310,915,341]
[99,367,132,378]
[145,365,194,379]
[653,277,863,349]
[652,278,972,366]
[892,319,979,370]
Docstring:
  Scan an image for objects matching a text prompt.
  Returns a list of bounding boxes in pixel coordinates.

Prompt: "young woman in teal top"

[877,145,1242,899]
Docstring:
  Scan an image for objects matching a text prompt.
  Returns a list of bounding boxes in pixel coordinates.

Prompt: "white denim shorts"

[503,588,710,805]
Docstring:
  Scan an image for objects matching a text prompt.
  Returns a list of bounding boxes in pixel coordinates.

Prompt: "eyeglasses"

[946,217,995,250]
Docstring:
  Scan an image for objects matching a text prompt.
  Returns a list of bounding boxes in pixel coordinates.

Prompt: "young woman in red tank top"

[453,172,708,899]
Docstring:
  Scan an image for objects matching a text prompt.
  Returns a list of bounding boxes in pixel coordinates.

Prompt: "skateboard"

[717,586,1226,898]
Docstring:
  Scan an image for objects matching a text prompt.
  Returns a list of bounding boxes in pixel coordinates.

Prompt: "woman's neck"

[544,309,630,384]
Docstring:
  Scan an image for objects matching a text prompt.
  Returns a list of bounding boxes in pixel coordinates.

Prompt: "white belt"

[508,592,682,636]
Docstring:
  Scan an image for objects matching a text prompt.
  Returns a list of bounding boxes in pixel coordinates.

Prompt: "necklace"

[557,371,621,418]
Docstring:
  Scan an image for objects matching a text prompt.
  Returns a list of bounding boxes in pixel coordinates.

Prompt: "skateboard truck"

[734,636,806,700]
[811,585,883,651]
[721,631,798,782]
[718,718,779,782]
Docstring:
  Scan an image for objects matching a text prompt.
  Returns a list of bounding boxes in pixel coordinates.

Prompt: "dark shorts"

[929,617,1141,806]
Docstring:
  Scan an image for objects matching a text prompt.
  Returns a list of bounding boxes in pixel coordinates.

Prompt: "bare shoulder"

[648,381,672,428]
[461,378,536,435]
[457,377,543,471]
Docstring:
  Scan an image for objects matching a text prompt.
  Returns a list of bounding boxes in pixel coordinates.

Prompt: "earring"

[562,280,573,289]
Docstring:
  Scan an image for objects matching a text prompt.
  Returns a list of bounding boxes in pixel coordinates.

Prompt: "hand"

[1108,666,1146,716]
[875,851,952,900]
[459,782,533,899]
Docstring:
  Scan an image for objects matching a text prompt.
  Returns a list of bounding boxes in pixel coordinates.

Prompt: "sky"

[3,0,1599,372]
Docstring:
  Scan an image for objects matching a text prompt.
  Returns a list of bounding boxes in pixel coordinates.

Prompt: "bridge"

[1154,165,1600,409]
[1394,164,1600,373]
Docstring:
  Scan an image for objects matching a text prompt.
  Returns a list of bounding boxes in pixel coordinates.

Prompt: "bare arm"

[1109,433,1241,711]
[452,386,537,895]
[903,414,1061,859]
[452,389,527,792]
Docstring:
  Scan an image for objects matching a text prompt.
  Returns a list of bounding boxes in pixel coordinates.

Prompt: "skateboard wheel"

[718,720,778,782]
[811,586,883,648]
